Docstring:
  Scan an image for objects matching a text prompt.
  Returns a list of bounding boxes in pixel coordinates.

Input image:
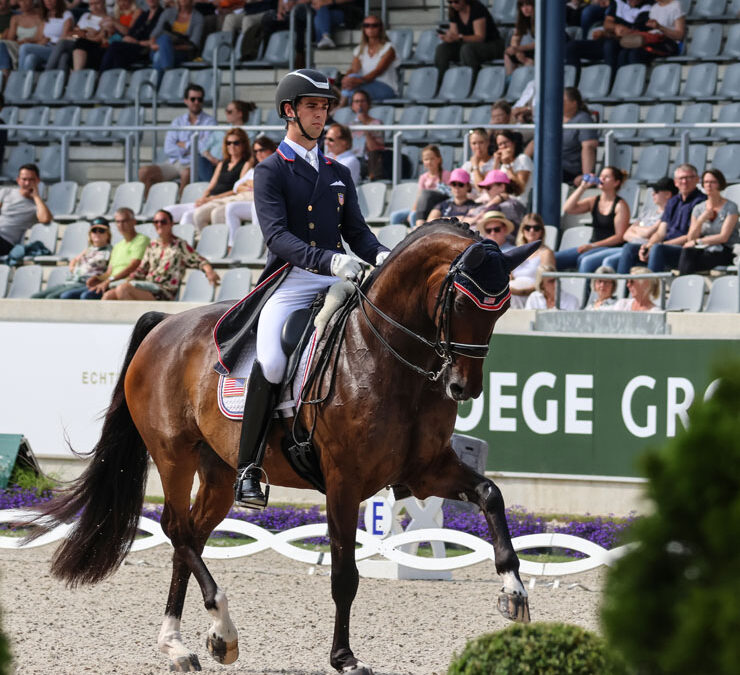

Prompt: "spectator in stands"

[324,123,360,185]
[557,166,630,273]
[138,83,216,196]
[492,129,533,202]
[562,86,598,186]
[221,0,275,60]
[32,217,113,299]
[82,207,150,299]
[426,168,476,222]
[102,209,218,301]
[224,134,277,246]
[349,89,385,178]
[0,0,45,76]
[525,263,580,310]
[167,127,252,229]
[14,0,74,71]
[509,212,555,308]
[585,264,618,310]
[616,163,705,273]
[476,210,514,251]
[0,0,12,37]
[339,15,398,105]
[617,0,685,65]
[0,164,53,257]
[488,99,527,157]
[434,0,504,84]
[600,175,677,270]
[71,0,142,69]
[504,0,534,76]
[465,169,526,232]
[461,128,493,192]
[0,94,6,170]
[390,144,450,227]
[100,0,163,70]
[565,0,651,80]
[608,266,660,311]
[260,0,310,63]
[313,0,362,50]
[678,169,739,275]
[149,0,204,73]
[45,0,110,71]
[199,100,255,181]
[577,0,611,37]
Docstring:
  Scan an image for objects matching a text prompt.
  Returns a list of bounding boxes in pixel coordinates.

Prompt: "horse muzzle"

[445,372,482,402]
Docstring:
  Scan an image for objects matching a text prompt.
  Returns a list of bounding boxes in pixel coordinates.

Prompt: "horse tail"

[26,311,168,587]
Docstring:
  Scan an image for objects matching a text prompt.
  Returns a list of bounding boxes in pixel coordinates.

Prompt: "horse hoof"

[497,592,531,623]
[206,633,239,665]
[169,653,202,672]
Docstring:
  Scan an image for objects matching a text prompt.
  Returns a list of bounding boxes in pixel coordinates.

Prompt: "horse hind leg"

[413,451,530,624]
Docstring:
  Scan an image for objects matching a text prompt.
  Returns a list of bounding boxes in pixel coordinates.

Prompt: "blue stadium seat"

[385,66,438,105]
[564,64,577,87]
[635,63,680,102]
[159,68,190,105]
[712,103,740,141]
[402,145,421,178]
[30,70,65,105]
[668,23,723,61]
[0,143,35,181]
[183,31,232,68]
[397,105,428,142]
[38,145,63,182]
[607,103,639,141]
[93,68,127,104]
[467,104,491,127]
[438,145,455,172]
[596,64,646,102]
[632,145,670,183]
[610,144,633,175]
[675,62,718,102]
[190,69,220,106]
[423,66,473,104]
[429,105,464,143]
[111,106,145,141]
[402,29,438,66]
[61,69,96,105]
[491,0,517,24]
[387,29,413,62]
[578,64,611,101]
[718,22,740,60]
[455,65,505,104]
[122,68,158,104]
[0,105,18,142]
[670,144,707,176]
[80,107,113,142]
[708,62,740,101]
[679,102,713,142]
[710,144,740,182]
[17,106,50,143]
[263,108,283,143]
[505,65,533,102]
[618,180,640,218]
[241,30,291,70]
[50,106,82,142]
[3,70,33,104]
[688,0,728,21]
[638,103,676,142]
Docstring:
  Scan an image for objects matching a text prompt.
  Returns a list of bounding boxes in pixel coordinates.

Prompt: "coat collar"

[277,139,335,202]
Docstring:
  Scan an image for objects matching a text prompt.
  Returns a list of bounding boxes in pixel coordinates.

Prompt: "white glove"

[331,253,362,281]
[375,251,390,266]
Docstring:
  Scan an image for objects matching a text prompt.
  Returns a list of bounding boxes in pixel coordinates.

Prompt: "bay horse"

[30,219,533,674]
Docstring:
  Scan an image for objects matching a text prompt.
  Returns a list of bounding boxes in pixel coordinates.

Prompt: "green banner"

[454,335,739,478]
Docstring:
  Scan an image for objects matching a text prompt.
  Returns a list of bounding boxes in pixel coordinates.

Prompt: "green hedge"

[602,358,740,675]
[448,623,626,675]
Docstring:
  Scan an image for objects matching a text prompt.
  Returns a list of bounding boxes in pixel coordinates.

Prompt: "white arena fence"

[0,504,633,578]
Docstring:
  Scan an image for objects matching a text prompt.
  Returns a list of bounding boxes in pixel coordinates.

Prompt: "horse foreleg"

[326,486,374,675]
[414,451,530,623]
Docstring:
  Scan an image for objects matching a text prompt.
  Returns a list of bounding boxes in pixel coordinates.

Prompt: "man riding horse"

[214,69,390,509]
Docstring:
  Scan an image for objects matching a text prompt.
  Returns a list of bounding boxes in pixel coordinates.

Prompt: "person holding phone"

[556,166,630,272]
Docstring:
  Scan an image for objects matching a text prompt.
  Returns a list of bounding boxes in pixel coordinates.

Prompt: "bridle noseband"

[353,245,509,382]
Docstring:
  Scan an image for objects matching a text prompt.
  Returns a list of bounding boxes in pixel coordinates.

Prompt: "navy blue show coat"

[214,140,388,374]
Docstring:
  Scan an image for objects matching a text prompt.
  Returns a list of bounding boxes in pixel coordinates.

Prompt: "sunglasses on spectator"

[90,227,108,234]
[225,107,235,114]
[325,136,339,142]
[363,21,381,27]
[523,224,543,232]
[153,219,171,225]
[188,96,204,102]
[226,140,242,146]
[486,225,505,234]
[253,146,267,153]
[450,181,467,187]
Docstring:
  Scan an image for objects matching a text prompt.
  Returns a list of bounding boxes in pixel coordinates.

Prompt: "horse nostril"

[450,382,464,399]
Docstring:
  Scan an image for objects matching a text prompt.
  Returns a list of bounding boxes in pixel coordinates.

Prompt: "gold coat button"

[308,205,313,211]
[308,222,315,229]
[337,207,340,212]
[310,240,316,246]
[337,242,342,248]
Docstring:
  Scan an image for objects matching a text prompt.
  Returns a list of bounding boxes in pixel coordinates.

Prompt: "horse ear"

[460,243,486,270]
[502,241,542,273]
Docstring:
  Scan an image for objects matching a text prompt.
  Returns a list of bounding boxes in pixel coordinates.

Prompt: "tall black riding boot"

[234,361,280,509]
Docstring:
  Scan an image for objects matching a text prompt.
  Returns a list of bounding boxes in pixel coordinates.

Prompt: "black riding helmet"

[275,69,337,141]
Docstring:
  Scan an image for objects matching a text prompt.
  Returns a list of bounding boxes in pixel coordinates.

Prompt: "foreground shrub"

[602,358,740,675]
[0,605,10,675]
[448,623,626,675]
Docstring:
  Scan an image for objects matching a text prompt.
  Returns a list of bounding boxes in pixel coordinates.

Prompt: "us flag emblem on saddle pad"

[222,378,246,397]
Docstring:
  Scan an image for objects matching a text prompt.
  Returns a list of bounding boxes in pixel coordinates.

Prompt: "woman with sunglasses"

[504,0,534,76]
[678,169,739,275]
[435,0,504,85]
[166,128,252,231]
[608,266,660,312]
[556,166,630,273]
[199,100,256,182]
[102,209,218,301]
[426,168,476,223]
[32,217,112,299]
[508,213,555,308]
[339,15,399,106]
[224,135,278,247]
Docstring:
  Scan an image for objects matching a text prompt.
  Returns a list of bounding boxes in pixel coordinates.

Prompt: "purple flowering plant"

[0,485,636,556]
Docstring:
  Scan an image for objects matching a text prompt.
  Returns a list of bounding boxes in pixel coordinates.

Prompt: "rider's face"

[289,97,330,136]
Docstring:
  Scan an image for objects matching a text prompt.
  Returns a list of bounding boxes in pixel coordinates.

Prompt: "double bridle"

[352,250,508,381]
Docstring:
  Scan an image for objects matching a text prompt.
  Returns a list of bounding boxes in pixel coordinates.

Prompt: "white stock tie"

[306,149,319,172]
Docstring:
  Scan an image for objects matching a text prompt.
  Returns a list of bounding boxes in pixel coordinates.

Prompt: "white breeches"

[225,200,253,245]
[256,266,337,383]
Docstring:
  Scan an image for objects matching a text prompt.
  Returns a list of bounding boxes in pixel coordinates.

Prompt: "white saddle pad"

[217,332,318,420]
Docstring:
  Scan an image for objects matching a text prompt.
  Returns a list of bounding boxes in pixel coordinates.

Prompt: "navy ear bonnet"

[451,241,511,311]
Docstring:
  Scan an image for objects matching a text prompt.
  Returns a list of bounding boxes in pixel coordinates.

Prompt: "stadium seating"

[195,224,229,261]
[225,224,266,266]
[6,264,42,298]
[25,222,58,255]
[704,276,738,313]
[35,221,88,263]
[140,183,178,221]
[0,264,9,298]
[107,182,145,217]
[179,269,214,302]
[45,182,78,218]
[216,267,252,301]
[666,275,705,312]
